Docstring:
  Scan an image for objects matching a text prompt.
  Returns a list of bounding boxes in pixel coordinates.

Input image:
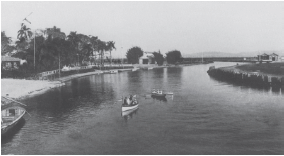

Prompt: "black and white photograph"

[1,1,284,155]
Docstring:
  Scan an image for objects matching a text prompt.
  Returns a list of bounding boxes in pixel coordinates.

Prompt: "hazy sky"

[2,1,284,57]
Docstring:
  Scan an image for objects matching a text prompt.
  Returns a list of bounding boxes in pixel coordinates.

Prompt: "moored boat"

[1,106,26,136]
[132,68,139,71]
[151,89,166,97]
[151,95,167,102]
[109,70,118,74]
[96,70,104,74]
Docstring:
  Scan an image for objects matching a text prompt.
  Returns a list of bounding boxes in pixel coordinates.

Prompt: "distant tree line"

[126,46,183,65]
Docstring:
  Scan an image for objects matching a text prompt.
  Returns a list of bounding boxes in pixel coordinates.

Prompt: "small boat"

[132,68,139,71]
[122,107,138,117]
[2,106,26,135]
[151,89,166,97]
[148,67,153,70]
[122,101,139,112]
[151,95,167,102]
[96,70,104,74]
[109,70,118,74]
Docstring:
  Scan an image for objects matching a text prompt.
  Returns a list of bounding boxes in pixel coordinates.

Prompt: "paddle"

[3,96,27,106]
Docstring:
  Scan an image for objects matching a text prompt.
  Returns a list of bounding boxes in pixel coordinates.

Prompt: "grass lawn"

[235,62,284,76]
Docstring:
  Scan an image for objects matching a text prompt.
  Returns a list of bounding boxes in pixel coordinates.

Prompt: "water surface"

[2,62,283,154]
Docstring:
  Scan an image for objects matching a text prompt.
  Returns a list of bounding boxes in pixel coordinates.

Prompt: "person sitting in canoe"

[123,97,128,105]
[126,96,131,105]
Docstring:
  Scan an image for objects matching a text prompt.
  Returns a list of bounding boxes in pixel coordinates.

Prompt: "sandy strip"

[1,79,64,99]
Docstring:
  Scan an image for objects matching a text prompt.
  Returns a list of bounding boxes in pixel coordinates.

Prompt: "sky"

[1,1,284,57]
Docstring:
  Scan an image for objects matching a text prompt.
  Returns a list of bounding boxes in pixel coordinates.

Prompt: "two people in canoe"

[123,95,137,105]
[152,89,163,95]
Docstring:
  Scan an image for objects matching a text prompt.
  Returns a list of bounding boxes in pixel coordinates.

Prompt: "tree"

[106,41,116,66]
[153,51,164,65]
[166,50,182,64]
[1,31,15,55]
[17,23,33,40]
[126,46,143,64]
[67,31,81,65]
[89,36,99,64]
[97,40,107,67]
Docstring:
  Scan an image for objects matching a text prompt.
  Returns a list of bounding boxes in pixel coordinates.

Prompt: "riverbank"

[1,63,209,101]
[207,62,284,87]
[1,79,64,100]
[1,69,133,100]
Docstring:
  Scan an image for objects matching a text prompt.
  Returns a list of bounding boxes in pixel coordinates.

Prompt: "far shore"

[219,62,284,77]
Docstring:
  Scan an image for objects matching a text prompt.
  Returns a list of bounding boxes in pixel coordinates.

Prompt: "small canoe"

[151,93,166,97]
[1,106,26,136]
[122,102,139,112]
[122,107,138,117]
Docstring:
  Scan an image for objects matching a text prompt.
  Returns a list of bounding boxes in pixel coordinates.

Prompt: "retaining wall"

[207,66,283,89]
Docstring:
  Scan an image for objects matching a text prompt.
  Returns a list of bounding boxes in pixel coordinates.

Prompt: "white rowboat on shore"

[1,106,26,136]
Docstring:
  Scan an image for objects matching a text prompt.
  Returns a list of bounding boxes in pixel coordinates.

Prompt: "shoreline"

[1,79,64,100]
[1,63,210,102]
[207,63,284,87]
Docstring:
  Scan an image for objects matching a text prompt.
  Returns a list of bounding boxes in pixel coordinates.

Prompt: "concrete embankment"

[207,65,284,88]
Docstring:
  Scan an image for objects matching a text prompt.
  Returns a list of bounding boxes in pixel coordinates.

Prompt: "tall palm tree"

[17,23,33,40]
[89,36,98,64]
[67,31,81,65]
[81,43,93,63]
[106,41,116,67]
[97,40,107,69]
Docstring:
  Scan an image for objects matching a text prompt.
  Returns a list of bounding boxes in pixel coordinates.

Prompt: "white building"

[139,52,156,64]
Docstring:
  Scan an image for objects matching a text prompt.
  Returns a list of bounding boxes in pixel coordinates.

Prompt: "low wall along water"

[207,66,284,89]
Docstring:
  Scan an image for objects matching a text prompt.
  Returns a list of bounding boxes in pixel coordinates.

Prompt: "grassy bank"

[235,62,284,76]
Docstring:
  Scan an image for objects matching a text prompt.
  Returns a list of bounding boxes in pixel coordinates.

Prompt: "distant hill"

[183,51,284,58]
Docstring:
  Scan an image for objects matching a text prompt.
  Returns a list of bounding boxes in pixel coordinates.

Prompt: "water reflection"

[122,108,139,121]
[209,76,282,96]
[151,95,167,102]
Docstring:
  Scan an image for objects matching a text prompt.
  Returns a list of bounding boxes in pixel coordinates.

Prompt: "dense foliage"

[166,50,182,64]
[126,46,144,64]
[153,51,164,65]
[2,23,115,74]
[1,31,15,55]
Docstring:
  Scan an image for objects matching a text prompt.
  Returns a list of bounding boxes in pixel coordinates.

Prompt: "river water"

[2,62,284,154]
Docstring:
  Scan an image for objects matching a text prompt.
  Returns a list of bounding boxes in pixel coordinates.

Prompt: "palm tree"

[67,31,81,65]
[97,40,107,69]
[106,41,116,67]
[81,43,93,63]
[17,23,33,40]
[90,36,98,65]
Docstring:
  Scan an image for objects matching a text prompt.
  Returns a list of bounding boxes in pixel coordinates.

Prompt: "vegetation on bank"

[235,62,284,76]
[2,22,186,79]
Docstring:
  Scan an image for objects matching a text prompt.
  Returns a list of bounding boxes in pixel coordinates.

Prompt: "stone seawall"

[207,66,284,88]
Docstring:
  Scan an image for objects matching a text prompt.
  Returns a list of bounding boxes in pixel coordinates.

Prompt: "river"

[2,62,284,154]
